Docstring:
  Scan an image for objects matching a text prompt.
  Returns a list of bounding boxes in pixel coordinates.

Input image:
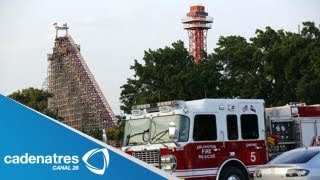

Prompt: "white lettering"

[197,145,217,149]
[53,165,71,171]
[250,152,256,162]
[72,156,79,164]
[12,156,19,164]
[20,154,28,164]
[246,143,257,148]
[64,156,71,164]
[3,153,79,165]
[29,156,36,164]
[202,149,212,154]
[198,154,216,159]
[4,156,11,164]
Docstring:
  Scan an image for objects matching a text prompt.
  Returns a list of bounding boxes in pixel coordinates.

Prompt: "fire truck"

[121,99,268,179]
[265,103,320,157]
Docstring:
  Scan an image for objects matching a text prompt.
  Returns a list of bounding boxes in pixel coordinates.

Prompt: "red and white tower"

[182,5,213,64]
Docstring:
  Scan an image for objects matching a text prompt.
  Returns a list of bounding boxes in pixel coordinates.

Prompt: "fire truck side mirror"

[169,122,178,140]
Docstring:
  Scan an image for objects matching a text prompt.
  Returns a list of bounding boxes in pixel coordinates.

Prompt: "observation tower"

[182,5,213,63]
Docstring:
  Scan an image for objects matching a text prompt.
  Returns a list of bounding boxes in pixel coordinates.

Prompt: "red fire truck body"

[265,103,320,156]
[121,99,268,179]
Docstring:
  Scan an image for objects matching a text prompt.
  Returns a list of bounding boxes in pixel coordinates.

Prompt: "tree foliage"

[87,115,124,142]
[8,87,63,120]
[120,22,320,112]
[106,116,125,141]
[250,22,320,105]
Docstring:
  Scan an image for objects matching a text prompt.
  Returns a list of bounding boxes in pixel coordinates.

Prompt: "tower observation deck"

[182,5,213,64]
[47,24,116,134]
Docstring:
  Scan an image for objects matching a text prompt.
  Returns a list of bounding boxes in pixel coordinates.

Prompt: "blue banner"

[0,94,174,179]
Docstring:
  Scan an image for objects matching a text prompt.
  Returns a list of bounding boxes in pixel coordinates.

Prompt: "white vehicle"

[254,146,320,180]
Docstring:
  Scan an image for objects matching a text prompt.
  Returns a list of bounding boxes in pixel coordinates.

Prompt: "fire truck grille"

[132,150,160,167]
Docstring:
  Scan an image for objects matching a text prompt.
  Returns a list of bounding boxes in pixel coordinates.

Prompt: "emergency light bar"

[156,100,185,107]
[131,100,186,115]
[132,103,152,110]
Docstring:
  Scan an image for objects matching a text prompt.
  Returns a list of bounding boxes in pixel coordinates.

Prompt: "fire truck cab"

[122,99,268,179]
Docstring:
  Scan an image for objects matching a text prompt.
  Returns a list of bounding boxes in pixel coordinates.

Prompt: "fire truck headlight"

[160,155,177,173]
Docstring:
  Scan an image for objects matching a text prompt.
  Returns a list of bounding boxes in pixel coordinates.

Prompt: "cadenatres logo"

[82,148,109,175]
[2,148,110,175]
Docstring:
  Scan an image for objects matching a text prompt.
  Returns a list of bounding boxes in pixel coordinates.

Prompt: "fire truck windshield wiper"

[156,139,168,148]
[125,129,149,146]
[150,129,169,144]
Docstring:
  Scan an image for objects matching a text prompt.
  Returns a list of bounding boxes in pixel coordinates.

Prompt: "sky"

[0,0,319,115]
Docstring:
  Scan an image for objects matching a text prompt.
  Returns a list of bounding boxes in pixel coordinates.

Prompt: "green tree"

[214,35,264,99]
[120,41,193,113]
[8,87,63,120]
[87,116,125,142]
[88,129,103,141]
[120,22,320,111]
[213,22,319,106]
[250,22,320,106]
[120,41,223,113]
[107,115,125,141]
[296,22,320,104]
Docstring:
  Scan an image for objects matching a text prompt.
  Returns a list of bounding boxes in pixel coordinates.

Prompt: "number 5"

[250,152,256,162]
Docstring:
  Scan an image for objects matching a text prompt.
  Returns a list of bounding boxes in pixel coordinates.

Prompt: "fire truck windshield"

[124,118,150,146]
[150,115,190,144]
[123,115,190,146]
